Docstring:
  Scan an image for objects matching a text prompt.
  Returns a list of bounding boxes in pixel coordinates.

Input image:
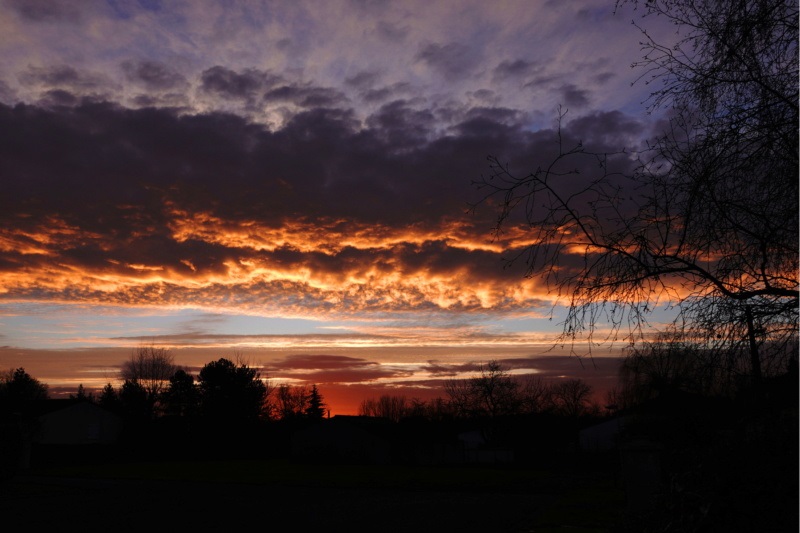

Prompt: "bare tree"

[549,379,595,418]
[120,345,176,403]
[474,0,798,383]
[618,329,716,404]
[271,384,309,420]
[358,395,455,422]
[519,375,552,414]
[444,360,523,418]
[359,394,411,422]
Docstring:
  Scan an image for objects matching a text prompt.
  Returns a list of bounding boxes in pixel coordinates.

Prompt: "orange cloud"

[167,208,540,255]
[0,206,558,317]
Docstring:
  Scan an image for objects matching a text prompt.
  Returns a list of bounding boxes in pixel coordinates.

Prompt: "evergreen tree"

[304,384,326,420]
[162,369,199,417]
[197,358,268,421]
[98,383,121,412]
[70,384,94,402]
[0,368,48,417]
[119,379,151,420]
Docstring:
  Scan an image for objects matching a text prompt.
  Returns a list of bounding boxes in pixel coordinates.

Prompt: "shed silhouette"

[37,402,123,445]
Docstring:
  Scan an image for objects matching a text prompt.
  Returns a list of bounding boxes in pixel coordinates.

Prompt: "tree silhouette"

[120,345,177,407]
[98,382,121,413]
[615,330,716,408]
[445,360,523,419]
[549,379,594,418]
[70,384,94,402]
[119,379,152,420]
[474,0,798,383]
[271,384,309,420]
[358,395,454,421]
[197,358,269,421]
[0,369,47,478]
[304,384,326,420]
[359,394,412,422]
[161,369,199,418]
[0,368,48,416]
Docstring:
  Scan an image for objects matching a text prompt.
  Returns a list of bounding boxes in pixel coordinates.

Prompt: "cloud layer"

[0,0,667,325]
[1,0,667,119]
[0,100,647,321]
[0,344,623,414]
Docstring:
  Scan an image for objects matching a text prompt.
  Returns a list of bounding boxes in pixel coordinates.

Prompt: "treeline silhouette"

[1,339,798,531]
[0,349,334,469]
[0,349,611,468]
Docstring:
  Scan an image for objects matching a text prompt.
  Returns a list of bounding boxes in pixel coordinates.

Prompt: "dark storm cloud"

[121,60,188,91]
[199,66,282,101]
[468,89,497,103]
[345,70,381,90]
[365,99,436,148]
[565,110,645,149]
[522,74,561,90]
[560,84,590,108]
[493,59,540,81]
[37,89,79,107]
[19,65,114,92]
[263,84,349,108]
[593,72,616,85]
[416,42,480,80]
[345,72,416,105]
[458,106,527,130]
[361,82,413,104]
[131,93,189,108]
[0,100,634,227]
[0,79,17,103]
[0,96,645,313]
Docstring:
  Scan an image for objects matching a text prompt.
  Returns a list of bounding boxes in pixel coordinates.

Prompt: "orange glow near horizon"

[0,342,624,416]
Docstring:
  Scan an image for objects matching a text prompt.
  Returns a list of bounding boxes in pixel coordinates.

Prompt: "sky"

[0,0,677,414]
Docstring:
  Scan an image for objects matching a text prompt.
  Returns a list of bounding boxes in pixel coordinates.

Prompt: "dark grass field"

[1,458,626,532]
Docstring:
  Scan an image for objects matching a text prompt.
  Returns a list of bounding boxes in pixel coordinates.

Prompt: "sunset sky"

[0,0,677,414]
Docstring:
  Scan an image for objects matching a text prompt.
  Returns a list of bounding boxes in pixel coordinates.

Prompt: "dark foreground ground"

[1,458,624,532]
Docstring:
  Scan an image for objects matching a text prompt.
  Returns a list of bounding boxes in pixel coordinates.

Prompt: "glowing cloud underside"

[0,206,556,319]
